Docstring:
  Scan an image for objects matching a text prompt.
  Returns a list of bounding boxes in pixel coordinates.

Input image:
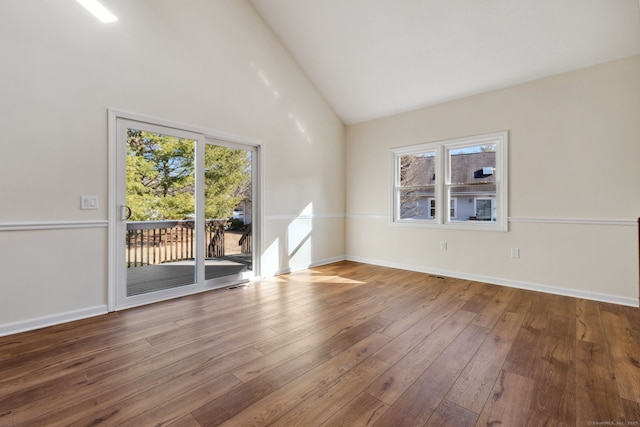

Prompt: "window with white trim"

[474,197,495,221]
[449,197,457,219]
[392,131,508,231]
[427,198,436,219]
[426,197,456,219]
[396,149,437,221]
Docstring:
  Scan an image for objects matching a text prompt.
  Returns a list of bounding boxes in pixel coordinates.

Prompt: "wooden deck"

[1,261,639,426]
[127,255,252,296]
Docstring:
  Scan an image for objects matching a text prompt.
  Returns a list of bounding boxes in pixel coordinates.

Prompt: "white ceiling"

[250,0,640,124]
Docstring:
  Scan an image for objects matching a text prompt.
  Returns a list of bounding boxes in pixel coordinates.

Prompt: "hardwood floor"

[1,261,639,426]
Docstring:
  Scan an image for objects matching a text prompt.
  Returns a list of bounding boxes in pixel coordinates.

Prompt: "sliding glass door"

[114,117,257,309]
[202,140,254,286]
[124,126,197,297]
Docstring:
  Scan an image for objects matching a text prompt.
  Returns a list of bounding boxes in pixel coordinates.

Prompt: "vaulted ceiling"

[250,0,640,124]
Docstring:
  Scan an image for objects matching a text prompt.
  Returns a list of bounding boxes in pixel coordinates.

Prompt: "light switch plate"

[81,195,99,210]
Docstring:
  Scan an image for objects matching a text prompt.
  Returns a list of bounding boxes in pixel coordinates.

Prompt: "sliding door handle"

[120,205,132,221]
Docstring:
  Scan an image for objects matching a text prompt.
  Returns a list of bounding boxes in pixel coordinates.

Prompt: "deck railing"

[126,219,251,268]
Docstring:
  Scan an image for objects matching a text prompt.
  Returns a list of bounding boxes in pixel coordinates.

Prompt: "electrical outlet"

[511,248,520,259]
[81,195,99,210]
[440,241,448,251]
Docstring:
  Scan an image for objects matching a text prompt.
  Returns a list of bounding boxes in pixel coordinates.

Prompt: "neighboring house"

[401,151,497,221]
[233,199,252,225]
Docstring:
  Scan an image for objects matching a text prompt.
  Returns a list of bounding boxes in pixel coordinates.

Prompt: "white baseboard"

[0,305,108,337]
[345,256,639,308]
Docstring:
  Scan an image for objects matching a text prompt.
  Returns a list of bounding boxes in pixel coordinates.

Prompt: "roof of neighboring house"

[401,151,496,187]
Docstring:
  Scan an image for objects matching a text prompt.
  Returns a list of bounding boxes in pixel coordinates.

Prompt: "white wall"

[0,0,345,333]
[346,55,640,306]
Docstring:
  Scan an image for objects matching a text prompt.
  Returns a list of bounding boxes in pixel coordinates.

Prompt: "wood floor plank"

[0,369,88,410]
[621,398,640,425]
[259,353,390,426]
[595,302,640,339]
[166,414,202,427]
[529,313,576,425]
[476,369,536,427]
[426,400,478,427]
[445,311,525,413]
[367,310,479,405]
[0,338,152,394]
[371,323,489,426]
[319,393,389,427]
[600,310,640,403]
[375,287,462,339]
[190,316,392,426]
[70,372,239,427]
[252,297,379,355]
[118,373,241,427]
[575,340,625,425]
[527,291,557,316]
[11,344,261,426]
[502,286,534,314]
[220,332,392,426]
[0,319,178,375]
[0,313,137,363]
[266,288,381,335]
[371,297,467,366]
[0,411,12,427]
[472,285,516,329]
[232,303,385,383]
[449,279,480,301]
[84,320,278,382]
[17,344,260,426]
[459,282,498,314]
[502,309,551,379]
[552,294,577,318]
[525,412,571,427]
[149,309,285,350]
[577,298,607,343]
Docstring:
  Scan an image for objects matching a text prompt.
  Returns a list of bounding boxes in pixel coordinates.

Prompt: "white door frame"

[107,109,262,312]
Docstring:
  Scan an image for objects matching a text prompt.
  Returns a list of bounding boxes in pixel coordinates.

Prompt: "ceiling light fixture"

[76,0,118,23]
